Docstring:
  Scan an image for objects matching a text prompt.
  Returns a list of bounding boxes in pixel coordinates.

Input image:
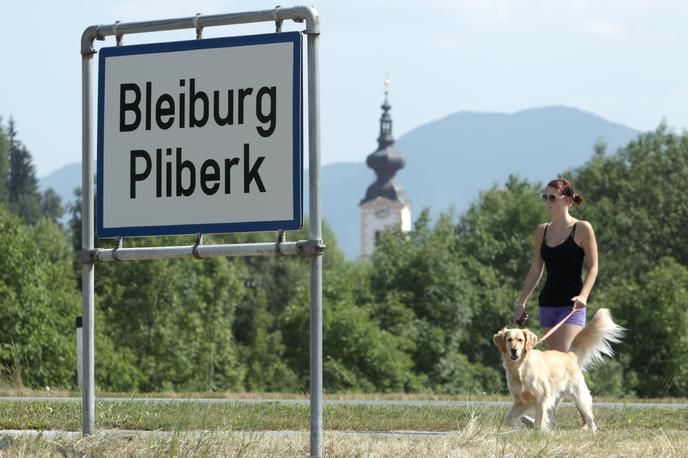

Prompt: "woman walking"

[513,178,598,352]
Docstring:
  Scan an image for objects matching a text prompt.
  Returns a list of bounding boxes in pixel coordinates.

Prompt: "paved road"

[1,397,686,409]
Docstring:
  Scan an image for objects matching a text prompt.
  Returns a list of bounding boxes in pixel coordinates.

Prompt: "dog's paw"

[581,423,598,433]
[521,415,535,429]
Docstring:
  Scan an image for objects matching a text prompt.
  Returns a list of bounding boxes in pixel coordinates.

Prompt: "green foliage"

[327,303,412,391]
[561,125,688,397]
[0,118,9,205]
[0,207,79,388]
[602,258,688,397]
[457,175,548,289]
[6,122,41,224]
[95,237,247,392]
[68,187,82,253]
[3,117,688,398]
[0,117,61,224]
[369,210,501,391]
[567,124,688,282]
[237,289,300,392]
[453,178,547,376]
[276,223,417,393]
[281,289,415,393]
[40,188,64,226]
[585,358,627,398]
[457,257,523,379]
[365,181,547,394]
[434,351,502,395]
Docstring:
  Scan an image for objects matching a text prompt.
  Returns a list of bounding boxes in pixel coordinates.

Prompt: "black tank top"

[538,223,585,308]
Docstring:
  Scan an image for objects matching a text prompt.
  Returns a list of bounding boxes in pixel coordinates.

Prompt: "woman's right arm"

[513,224,546,323]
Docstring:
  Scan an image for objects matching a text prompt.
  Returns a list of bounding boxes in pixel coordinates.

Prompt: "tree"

[368,210,482,389]
[236,287,300,392]
[40,188,64,226]
[602,258,688,397]
[280,272,416,393]
[0,206,79,388]
[68,188,82,253]
[456,175,549,289]
[175,256,247,391]
[0,118,9,206]
[552,124,688,397]
[95,234,248,392]
[6,119,42,224]
[567,125,688,283]
[451,176,549,378]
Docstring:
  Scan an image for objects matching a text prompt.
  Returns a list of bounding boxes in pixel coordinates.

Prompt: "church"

[359,85,411,258]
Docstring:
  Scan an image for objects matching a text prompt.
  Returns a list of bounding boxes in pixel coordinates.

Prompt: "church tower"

[359,82,411,258]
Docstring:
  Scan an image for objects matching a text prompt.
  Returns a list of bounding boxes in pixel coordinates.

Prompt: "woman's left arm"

[572,221,598,309]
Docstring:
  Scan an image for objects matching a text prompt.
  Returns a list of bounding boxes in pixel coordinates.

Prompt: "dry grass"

[1,424,687,457]
[1,392,687,456]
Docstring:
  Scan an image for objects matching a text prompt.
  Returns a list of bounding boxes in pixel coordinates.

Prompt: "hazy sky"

[2,0,687,176]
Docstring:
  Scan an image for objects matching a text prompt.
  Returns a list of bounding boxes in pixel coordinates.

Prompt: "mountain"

[39,162,81,210]
[40,106,641,258]
[309,106,640,259]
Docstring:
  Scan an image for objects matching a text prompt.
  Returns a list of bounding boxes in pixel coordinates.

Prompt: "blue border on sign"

[96,32,303,238]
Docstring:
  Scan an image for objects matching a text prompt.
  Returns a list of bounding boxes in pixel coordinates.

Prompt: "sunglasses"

[541,193,567,202]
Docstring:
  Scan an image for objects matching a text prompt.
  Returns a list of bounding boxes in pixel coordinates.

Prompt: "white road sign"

[97,32,302,237]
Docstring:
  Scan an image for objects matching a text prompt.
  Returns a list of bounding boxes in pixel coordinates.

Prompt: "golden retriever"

[492,308,624,432]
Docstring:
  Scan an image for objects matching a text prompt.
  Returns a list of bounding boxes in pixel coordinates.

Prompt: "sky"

[2,0,688,177]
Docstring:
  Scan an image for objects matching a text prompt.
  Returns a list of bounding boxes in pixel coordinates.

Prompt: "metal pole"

[81,7,319,48]
[79,6,321,440]
[80,241,318,263]
[81,45,96,436]
[307,21,323,458]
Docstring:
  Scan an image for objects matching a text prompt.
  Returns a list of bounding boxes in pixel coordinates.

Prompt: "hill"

[310,106,640,258]
[39,162,80,210]
[41,106,641,258]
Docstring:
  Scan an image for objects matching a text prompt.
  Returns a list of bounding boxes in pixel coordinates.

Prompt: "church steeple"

[360,81,407,205]
[377,87,394,148]
[359,78,412,258]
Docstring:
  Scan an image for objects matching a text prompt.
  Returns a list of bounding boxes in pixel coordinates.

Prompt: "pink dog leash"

[534,307,579,347]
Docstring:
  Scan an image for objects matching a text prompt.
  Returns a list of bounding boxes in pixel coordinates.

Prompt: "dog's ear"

[524,329,538,351]
[492,328,507,352]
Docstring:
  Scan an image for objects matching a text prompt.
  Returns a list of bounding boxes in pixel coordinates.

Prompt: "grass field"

[1,393,687,456]
[2,428,687,457]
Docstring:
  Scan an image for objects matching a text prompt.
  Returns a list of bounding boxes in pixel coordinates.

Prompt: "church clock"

[374,203,390,219]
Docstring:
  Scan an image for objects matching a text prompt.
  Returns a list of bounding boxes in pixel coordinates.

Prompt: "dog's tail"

[570,308,625,371]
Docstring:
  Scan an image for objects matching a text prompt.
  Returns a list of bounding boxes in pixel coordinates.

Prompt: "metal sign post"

[80,7,323,457]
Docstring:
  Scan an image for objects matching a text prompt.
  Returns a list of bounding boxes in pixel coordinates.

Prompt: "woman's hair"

[546,178,583,205]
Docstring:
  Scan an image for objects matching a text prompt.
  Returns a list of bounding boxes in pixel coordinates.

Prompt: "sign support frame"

[80,6,323,457]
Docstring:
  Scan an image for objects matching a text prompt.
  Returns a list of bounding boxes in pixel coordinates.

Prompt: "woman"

[512,178,598,352]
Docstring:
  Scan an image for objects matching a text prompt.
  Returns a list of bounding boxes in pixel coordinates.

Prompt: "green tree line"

[0,117,63,226]
[2,117,688,397]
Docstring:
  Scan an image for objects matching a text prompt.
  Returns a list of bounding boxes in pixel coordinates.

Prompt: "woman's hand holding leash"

[513,303,528,326]
[571,295,587,310]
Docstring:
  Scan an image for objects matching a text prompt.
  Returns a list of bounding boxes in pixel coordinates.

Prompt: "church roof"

[360,90,408,206]
[360,176,407,205]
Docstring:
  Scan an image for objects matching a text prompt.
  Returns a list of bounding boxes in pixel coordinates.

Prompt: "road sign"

[97,32,302,237]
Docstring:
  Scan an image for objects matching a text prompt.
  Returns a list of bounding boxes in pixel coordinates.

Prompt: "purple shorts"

[539,306,586,328]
